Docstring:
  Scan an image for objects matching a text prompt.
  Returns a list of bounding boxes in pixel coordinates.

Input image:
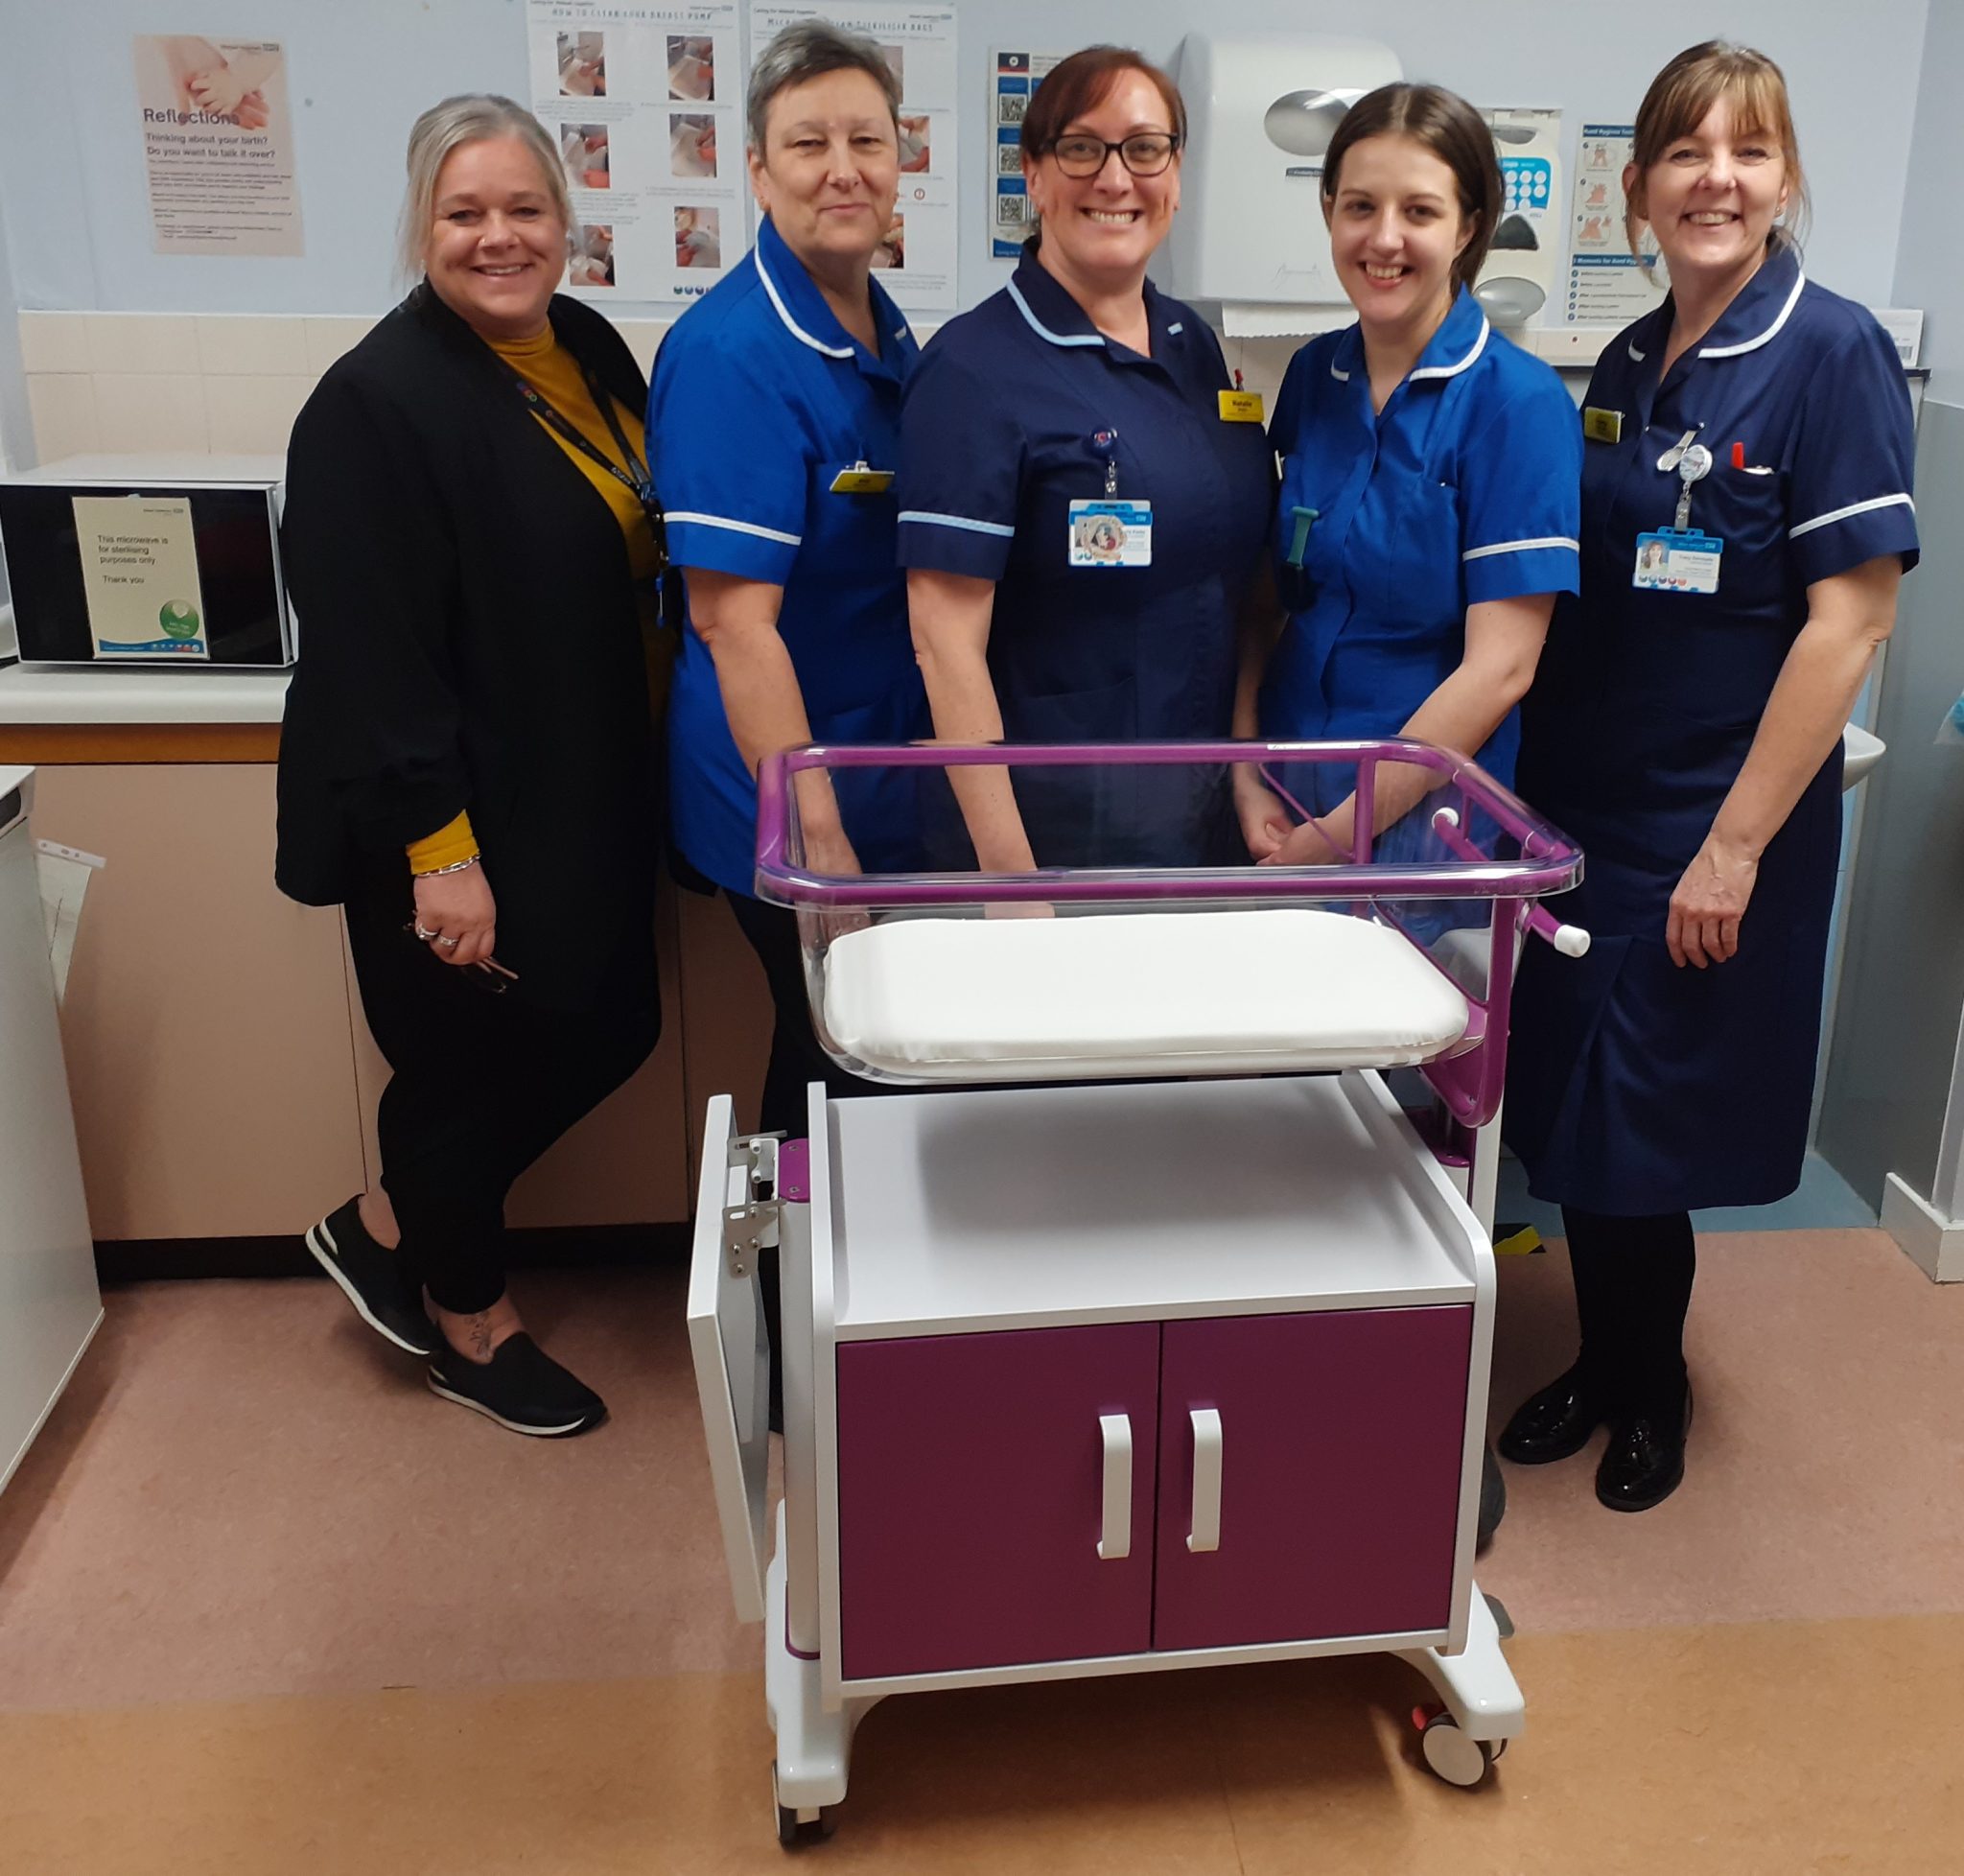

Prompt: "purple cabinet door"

[836,1324,1159,1679]
[1154,1308,1471,1653]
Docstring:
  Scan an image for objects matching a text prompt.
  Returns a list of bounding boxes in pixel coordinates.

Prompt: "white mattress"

[820,907,1473,1082]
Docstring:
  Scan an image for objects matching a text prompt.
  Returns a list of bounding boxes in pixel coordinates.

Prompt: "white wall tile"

[17,312,91,375]
[204,374,316,455]
[84,313,200,376]
[93,373,211,454]
[303,316,375,376]
[26,375,101,460]
[196,315,310,376]
[617,319,664,379]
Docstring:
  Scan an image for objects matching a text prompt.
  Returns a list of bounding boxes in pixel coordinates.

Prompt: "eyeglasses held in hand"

[401,922,520,994]
[1047,132,1180,178]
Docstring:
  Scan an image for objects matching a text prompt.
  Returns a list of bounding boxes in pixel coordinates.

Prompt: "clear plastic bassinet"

[750,739,1586,1130]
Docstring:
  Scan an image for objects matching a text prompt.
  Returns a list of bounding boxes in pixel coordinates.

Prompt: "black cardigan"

[275,285,660,1009]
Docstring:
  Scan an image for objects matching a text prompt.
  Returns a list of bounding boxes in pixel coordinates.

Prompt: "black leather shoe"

[1596,1385,1693,1513]
[1497,1365,1607,1465]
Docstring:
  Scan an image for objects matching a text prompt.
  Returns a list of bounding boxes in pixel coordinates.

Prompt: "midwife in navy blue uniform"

[651,21,925,1137]
[1235,82,1580,871]
[897,47,1274,870]
[1501,44,1918,1513]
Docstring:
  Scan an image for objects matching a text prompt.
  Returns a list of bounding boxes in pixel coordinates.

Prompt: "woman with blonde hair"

[278,94,666,1437]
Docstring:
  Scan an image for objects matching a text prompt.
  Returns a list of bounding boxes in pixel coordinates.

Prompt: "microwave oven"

[0,453,294,668]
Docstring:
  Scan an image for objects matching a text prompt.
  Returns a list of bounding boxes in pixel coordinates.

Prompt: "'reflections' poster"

[132,35,303,255]
[526,0,743,304]
[748,2,957,314]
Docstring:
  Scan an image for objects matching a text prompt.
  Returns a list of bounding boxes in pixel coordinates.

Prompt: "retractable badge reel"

[1068,428,1153,568]
[1633,431,1722,594]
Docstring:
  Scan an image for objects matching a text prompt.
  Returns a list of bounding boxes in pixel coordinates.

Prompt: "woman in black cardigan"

[277,95,664,1437]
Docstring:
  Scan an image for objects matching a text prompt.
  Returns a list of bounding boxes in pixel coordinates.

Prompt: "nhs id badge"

[1067,499,1153,568]
[1633,528,1722,595]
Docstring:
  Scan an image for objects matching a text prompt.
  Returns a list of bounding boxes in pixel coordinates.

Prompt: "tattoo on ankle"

[467,1312,495,1359]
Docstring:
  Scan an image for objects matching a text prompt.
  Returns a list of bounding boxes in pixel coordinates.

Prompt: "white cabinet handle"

[1096,1413,1133,1559]
[1187,1407,1223,1554]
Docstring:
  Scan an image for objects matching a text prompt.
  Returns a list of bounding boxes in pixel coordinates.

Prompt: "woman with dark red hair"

[896,46,1273,868]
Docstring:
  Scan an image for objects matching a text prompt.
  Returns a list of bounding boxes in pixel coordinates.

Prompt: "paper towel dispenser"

[1165,33,1401,336]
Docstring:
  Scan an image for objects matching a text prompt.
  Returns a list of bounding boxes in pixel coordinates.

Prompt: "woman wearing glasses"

[897,45,1272,867]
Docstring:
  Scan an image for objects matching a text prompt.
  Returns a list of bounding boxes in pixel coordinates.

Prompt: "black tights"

[1563,1206,1696,1414]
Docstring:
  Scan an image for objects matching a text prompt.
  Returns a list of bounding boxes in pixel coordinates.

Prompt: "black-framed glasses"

[1047,132,1181,178]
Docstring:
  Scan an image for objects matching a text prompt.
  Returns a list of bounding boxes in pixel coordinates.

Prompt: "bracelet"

[411,853,480,879]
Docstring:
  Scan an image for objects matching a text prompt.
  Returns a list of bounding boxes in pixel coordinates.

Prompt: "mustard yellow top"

[406,325,666,875]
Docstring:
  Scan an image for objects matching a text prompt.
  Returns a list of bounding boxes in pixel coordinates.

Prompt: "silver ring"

[436,935,460,950]
[414,923,438,941]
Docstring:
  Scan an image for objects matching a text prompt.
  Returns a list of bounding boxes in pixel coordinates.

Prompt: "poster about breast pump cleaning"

[526,0,744,302]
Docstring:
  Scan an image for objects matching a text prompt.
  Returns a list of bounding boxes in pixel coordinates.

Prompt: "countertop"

[0,661,290,726]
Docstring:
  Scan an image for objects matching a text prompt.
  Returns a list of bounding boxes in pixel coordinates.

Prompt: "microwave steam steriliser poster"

[72,497,212,660]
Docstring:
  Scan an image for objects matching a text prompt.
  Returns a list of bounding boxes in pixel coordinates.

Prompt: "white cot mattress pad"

[819,907,1473,1082]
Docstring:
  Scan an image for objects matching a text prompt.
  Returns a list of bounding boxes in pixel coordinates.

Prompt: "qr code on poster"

[996,191,1028,225]
[998,91,1027,124]
[996,141,1023,174]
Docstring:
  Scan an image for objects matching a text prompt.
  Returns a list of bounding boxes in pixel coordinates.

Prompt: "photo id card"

[1633,528,1722,594]
[1068,499,1153,568]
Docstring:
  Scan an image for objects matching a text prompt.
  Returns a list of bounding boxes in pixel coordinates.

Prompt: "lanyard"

[499,358,669,569]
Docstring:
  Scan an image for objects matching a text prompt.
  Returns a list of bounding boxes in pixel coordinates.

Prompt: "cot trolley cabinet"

[688,739,1588,1842]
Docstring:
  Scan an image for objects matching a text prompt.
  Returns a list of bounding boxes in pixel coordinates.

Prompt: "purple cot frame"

[752,739,1584,1131]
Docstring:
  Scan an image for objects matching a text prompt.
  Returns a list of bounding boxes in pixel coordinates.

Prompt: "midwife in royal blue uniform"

[1235,82,1580,871]
[1501,44,1918,1513]
[650,20,924,1137]
[897,47,1274,870]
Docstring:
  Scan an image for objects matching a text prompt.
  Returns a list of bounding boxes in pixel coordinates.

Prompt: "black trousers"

[344,891,660,1315]
[724,889,896,1137]
[1563,1206,1696,1414]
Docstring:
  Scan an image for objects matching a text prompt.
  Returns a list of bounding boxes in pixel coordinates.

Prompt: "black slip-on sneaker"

[427,1333,607,1438]
[304,1197,438,1356]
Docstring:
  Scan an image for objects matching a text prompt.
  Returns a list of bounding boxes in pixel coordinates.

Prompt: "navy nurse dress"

[1505,244,1919,1212]
[895,248,1274,865]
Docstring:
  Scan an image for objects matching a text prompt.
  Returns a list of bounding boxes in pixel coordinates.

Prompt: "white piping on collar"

[1700,269,1807,359]
[1627,340,1648,362]
[755,242,853,360]
[1408,313,1490,382]
[1007,278,1106,348]
[1329,360,1351,382]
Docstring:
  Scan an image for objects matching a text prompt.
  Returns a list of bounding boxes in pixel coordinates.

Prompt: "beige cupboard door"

[31,763,367,1242]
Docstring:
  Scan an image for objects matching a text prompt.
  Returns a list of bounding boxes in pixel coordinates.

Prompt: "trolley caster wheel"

[772,1765,838,1848]
[1412,1705,1501,1789]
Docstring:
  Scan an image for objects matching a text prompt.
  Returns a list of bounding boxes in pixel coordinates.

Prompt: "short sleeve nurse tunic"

[1505,244,1919,1213]
[650,213,925,896]
[895,248,1273,863]
[1259,288,1582,804]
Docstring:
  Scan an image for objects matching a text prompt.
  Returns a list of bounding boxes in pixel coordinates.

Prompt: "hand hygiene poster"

[526,0,743,303]
[1566,123,1667,324]
[132,36,303,255]
[749,2,957,314]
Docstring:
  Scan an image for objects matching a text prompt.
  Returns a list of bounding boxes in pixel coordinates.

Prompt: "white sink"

[1842,722,1885,788]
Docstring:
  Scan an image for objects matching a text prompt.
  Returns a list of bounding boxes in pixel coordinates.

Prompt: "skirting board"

[1880,1173,1964,1282]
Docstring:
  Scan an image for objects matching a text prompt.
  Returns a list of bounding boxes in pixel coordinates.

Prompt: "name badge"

[1218,389,1266,423]
[1633,528,1722,594]
[1067,499,1153,568]
[1583,407,1624,445]
[828,465,894,494]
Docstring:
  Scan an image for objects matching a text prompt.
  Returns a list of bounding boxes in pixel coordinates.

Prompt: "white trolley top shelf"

[824,1071,1483,1337]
